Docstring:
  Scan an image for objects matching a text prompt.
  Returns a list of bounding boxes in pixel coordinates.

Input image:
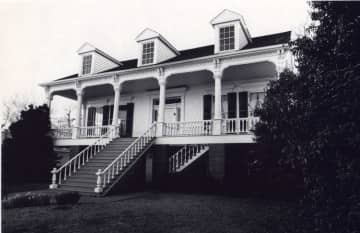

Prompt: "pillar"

[157,77,166,136]
[73,88,83,139]
[112,84,121,137]
[209,144,225,185]
[213,70,222,135]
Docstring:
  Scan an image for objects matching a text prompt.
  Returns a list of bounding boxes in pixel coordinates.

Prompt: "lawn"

[2,192,302,233]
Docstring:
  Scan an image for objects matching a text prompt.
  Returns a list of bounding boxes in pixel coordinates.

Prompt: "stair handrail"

[169,144,209,173]
[94,122,157,193]
[49,125,119,189]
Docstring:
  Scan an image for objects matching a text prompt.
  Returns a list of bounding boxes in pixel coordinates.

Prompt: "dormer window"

[142,41,154,65]
[219,25,235,51]
[82,55,92,75]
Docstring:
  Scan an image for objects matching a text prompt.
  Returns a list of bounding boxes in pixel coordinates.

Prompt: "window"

[82,55,92,75]
[142,42,154,65]
[249,92,265,116]
[219,25,235,51]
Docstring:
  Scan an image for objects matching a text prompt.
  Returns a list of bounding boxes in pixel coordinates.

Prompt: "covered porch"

[49,60,275,145]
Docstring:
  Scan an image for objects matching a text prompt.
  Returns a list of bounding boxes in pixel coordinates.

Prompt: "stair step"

[58,185,94,193]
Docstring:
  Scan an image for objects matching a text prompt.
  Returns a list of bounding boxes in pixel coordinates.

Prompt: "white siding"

[155,38,177,64]
[92,53,118,73]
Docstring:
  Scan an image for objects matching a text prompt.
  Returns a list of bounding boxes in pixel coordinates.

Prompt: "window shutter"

[109,105,114,125]
[102,105,109,125]
[203,95,212,120]
[227,92,237,118]
[87,107,96,126]
[126,103,134,137]
[239,92,248,118]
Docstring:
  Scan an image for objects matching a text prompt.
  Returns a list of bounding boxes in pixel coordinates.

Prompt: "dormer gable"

[77,42,122,76]
[211,9,252,54]
[135,28,179,67]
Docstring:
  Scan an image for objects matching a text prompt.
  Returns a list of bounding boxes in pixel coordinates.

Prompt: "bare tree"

[1,94,33,129]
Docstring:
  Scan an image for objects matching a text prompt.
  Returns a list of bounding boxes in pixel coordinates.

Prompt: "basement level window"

[219,25,235,51]
[82,55,92,75]
[142,41,154,65]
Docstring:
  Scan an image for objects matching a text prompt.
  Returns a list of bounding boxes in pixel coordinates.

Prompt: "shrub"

[54,191,81,205]
[3,192,50,209]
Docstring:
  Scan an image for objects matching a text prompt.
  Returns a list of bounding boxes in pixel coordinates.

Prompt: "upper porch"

[43,41,292,146]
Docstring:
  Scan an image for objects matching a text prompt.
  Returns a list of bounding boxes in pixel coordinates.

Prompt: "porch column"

[157,77,166,137]
[73,88,83,139]
[213,71,222,135]
[112,84,121,138]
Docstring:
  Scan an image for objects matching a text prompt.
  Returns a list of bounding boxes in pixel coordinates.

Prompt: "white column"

[73,89,83,139]
[213,71,222,135]
[157,78,166,136]
[112,84,121,138]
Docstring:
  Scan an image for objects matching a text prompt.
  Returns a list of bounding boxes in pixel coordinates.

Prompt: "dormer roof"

[77,42,123,65]
[210,9,252,42]
[135,28,179,55]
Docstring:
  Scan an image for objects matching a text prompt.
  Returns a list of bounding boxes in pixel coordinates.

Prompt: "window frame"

[219,25,235,52]
[141,41,155,65]
[82,55,92,75]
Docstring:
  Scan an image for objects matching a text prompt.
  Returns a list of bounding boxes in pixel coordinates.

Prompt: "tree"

[1,94,33,129]
[254,2,360,233]
[2,104,59,185]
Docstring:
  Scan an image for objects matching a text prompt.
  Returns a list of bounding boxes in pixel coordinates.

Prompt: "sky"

[0,0,310,120]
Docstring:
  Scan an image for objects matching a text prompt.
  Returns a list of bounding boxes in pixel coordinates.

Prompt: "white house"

[40,9,293,195]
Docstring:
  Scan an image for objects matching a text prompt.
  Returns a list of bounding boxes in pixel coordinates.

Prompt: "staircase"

[169,144,209,173]
[50,123,156,196]
[57,138,135,194]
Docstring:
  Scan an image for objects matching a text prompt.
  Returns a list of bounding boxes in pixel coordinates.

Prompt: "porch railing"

[49,126,119,189]
[78,125,112,138]
[163,120,213,136]
[222,117,260,134]
[52,128,73,139]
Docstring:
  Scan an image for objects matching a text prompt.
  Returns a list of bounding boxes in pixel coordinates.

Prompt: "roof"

[55,31,291,82]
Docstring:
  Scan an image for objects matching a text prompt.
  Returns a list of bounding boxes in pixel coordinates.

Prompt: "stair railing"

[94,123,157,193]
[49,126,119,189]
[169,144,209,173]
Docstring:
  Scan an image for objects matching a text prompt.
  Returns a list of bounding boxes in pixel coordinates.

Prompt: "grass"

[2,192,303,233]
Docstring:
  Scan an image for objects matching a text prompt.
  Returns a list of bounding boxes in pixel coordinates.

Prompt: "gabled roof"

[77,42,123,65]
[135,28,179,55]
[55,31,291,82]
[210,9,243,25]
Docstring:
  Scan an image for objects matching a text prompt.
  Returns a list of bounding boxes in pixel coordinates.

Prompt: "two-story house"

[40,9,293,195]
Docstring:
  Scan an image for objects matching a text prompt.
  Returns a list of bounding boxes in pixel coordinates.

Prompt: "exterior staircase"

[169,144,209,173]
[57,137,135,194]
[50,123,156,196]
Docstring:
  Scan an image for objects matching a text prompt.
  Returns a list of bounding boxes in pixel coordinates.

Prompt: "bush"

[54,191,81,205]
[3,192,50,209]
[2,191,81,209]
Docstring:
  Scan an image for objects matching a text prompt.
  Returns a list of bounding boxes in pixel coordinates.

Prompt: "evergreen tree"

[255,2,360,232]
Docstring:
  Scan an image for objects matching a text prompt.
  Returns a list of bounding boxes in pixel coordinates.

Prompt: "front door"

[164,106,179,123]
[119,103,134,137]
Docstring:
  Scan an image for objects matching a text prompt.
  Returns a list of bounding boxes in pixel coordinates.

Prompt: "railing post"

[72,127,79,139]
[49,168,58,189]
[94,169,103,193]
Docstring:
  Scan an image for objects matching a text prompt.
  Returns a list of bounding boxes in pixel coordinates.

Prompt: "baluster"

[116,161,119,174]
[111,165,115,179]
[64,167,67,180]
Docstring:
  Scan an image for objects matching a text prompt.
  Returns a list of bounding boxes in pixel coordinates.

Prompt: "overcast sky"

[0,0,310,118]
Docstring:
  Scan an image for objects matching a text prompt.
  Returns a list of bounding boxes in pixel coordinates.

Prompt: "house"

[40,9,293,195]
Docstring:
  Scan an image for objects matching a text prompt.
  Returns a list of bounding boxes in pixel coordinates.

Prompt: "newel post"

[49,168,58,189]
[94,169,103,193]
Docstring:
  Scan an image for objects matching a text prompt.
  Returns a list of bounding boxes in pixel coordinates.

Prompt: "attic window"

[219,25,235,51]
[142,41,154,65]
[82,55,92,75]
